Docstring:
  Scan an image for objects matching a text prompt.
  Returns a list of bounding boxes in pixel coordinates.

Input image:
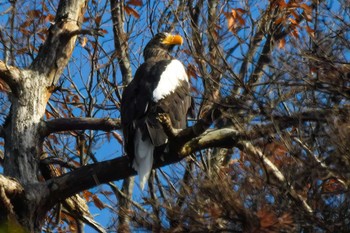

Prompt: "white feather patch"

[133,129,154,190]
[152,60,188,102]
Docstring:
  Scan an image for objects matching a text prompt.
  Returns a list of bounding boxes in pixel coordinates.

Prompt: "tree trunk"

[0,0,87,231]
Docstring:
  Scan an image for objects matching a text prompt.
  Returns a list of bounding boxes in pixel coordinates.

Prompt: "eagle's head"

[143,32,183,61]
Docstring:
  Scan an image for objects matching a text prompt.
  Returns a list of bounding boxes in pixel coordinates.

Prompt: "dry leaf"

[81,37,88,48]
[125,5,140,18]
[279,38,286,49]
[92,195,105,210]
[127,0,143,6]
[112,131,123,144]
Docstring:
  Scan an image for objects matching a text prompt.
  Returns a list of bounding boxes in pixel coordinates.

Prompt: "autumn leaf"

[83,190,93,201]
[80,37,88,47]
[17,47,29,55]
[27,9,42,19]
[125,5,140,18]
[279,38,286,49]
[92,195,105,210]
[305,25,315,38]
[95,15,102,25]
[112,131,123,144]
[225,8,246,33]
[44,14,55,23]
[127,0,143,6]
[257,209,277,228]
[288,18,298,26]
[322,178,346,193]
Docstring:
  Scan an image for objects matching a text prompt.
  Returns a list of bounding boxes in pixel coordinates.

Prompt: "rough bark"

[0,0,88,231]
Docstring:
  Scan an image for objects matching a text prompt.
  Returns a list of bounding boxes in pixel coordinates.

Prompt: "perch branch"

[42,117,121,136]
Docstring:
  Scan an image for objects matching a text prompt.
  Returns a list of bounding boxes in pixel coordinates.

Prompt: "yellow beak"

[162,34,183,45]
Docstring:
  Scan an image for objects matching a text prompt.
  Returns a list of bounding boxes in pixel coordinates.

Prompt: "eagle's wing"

[120,63,152,158]
[145,59,191,146]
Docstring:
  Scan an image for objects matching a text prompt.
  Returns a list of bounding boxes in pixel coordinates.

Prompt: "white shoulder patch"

[152,60,188,102]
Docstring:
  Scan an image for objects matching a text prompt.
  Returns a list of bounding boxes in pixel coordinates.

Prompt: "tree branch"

[0,60,21,94]
[0,175,24,221]
[237,140,314,214]
[42,117,121,136]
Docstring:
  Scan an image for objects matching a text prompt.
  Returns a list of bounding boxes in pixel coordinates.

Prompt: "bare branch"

[237,140,314,214]
[43,117,121,136]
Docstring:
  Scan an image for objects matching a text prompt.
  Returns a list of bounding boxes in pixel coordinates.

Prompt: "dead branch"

[43,117,121,136]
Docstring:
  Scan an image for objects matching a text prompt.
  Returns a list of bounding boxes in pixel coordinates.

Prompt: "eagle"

[121,32,192,190]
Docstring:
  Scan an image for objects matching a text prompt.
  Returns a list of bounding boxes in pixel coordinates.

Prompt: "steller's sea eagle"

[120,32,192,190]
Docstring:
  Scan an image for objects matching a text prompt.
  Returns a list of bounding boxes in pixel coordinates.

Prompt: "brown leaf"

[278,38,286,49]
[291,28,299,38]
[127,0,143,6]
[19,27,31,36]
[305,25,315,38]
[44,14,55,23]
[37,33,46,42]
[92,195,105,210]
[257,209,277,228]
[300,3,312,15]
[225,9,246,33]
[274,17,285,25]
[125,6,140,18]
[80,37,88,48]
[20,20,33,28]
[83,190,93,201]
[27,9,42,19]
[95,15,102,25]
[322,178,346,193]
[112,131,123,144]
[288,18,298,25]
[17,47,29,55]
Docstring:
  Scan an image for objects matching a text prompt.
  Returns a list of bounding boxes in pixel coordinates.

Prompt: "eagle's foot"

[157,113,181,138]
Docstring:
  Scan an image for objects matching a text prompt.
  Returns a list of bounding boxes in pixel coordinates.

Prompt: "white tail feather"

[133,129,154,190]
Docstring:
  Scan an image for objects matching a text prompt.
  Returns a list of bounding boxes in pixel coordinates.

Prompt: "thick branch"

[0,175,24,221]
[0,60,21,94]
[43,117,121,136]
[30,0,87,84]
[110,0,132,85]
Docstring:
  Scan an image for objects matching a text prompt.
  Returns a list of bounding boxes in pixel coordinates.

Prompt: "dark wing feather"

[121,63,153,158]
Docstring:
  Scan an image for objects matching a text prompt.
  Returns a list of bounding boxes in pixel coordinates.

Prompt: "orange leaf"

[44,14,55,23]
[83,190,93,201]
[274,17,285,25]
[305,25,315,38]
[80,37,88,48]
[277,0,287,8]
[279,38,286,49]
[95,15,102,25]
[300,3,312,15]
[291,28,299,38]
[235,8,246,14]
[288,18,298,25]
[92,195,105,210]
[127,0,143,6]
[125,5,140,18]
